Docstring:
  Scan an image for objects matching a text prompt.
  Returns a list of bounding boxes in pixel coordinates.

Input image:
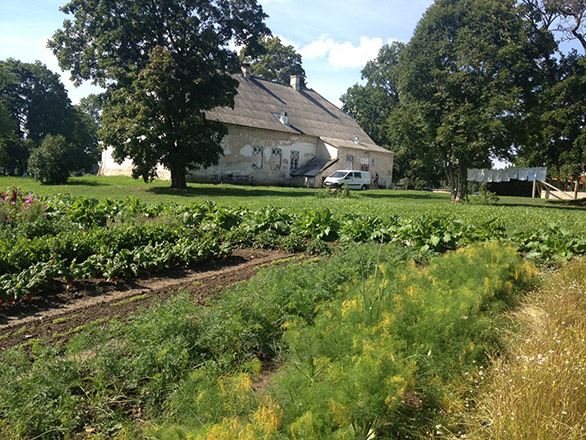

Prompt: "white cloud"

[299,35,383,69]
[299,35,335,59]
[328,37,382,68]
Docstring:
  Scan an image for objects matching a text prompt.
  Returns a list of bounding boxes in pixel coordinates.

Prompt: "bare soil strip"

[0,249,295,351]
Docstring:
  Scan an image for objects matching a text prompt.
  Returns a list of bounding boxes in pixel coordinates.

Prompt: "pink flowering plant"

[0,187,48,225]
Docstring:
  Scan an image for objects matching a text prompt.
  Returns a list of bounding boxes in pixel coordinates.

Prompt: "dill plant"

[0,244,416,438]
[200,243,536,439]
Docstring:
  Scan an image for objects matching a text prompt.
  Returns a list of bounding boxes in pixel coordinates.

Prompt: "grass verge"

[464,258,586,440]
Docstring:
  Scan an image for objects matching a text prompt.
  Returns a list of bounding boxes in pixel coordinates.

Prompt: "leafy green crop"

[0,192,584,301]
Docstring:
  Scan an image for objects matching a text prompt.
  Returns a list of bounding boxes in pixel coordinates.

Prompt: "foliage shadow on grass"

[148,185,317,199]
[64,178,109,187]
[361,190,449,201]
[495,200,586,212]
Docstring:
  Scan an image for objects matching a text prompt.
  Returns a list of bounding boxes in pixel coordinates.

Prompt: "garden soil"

[0,248,295,351]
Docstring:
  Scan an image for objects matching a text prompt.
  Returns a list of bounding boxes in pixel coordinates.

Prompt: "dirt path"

[0,249,296,351]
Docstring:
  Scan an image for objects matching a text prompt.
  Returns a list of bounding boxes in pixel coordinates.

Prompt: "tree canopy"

[518,51,586,178]
[341,43,403,148]
[0,59,99,177]
[394,0,555,201]
[50,0,270,188]
[240,36,306,86]
[340,42,442,188]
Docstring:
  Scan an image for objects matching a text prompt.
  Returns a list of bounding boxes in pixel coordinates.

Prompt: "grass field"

[2,175,585,234]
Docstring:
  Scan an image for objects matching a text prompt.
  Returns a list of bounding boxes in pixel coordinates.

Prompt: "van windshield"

[330,171,347,178]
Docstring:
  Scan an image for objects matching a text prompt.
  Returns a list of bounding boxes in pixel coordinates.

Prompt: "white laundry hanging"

[466,167,547,183]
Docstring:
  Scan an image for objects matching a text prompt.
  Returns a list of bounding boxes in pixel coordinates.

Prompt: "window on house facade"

[290,150,299,171]
[270,148,282,170]
[360,157,369,171]
[346,154,354,169]
[252,146,263,169]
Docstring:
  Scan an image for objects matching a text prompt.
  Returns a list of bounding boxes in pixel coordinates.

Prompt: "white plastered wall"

[319,142,394,188]
[188,124,318,186]
[98,149,171,180]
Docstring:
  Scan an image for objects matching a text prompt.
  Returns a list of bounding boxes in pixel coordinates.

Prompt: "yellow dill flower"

[341,299,358,316]
[329,400,348,427]
[290,411,316,439]
[253,397,283,437]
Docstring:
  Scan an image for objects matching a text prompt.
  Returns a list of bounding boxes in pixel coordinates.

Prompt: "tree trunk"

[445,164,467,202]
[170,168,187,189]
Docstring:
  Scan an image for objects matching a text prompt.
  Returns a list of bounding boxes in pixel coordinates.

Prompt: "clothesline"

[467,167,547,183]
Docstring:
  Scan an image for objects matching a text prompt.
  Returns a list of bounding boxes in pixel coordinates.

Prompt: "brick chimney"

[290,75,302,91]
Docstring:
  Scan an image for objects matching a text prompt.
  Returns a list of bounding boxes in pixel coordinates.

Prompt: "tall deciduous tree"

[0,59,99,176]
[342,42,444,188]
[398,0,554,202]
[49,0,270,188]
[341,43,403,148]
[0,101,16,170]
[240,36,306,86]
[547,0,586,51]
[519,52,586,179]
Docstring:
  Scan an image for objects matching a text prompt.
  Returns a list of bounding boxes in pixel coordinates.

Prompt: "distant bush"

[28,134,72,184]
[470,185,500,205]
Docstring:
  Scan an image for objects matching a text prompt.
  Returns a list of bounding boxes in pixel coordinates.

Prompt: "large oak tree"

[397,0,554,201]
[50,0,270,188]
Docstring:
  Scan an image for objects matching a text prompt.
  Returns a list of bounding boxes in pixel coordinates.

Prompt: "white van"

[323,170,371,190]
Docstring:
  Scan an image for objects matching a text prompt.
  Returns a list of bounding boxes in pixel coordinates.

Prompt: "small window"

[270,148,282,170]
[252,146,263,169]
[360,158,369,171]
[354,172,362,178]
[290,150,299,170]
[346,154,354,169]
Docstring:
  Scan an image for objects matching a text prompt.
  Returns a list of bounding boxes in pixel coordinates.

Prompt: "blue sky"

[0,0,435,106]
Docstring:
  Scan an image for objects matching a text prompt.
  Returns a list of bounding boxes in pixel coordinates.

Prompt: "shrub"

[470,185,500,205]
[28,134,72,184]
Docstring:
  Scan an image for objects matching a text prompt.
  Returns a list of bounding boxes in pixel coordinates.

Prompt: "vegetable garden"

[0,181,585,439]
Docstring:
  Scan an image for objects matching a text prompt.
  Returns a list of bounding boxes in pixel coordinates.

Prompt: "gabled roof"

[320,137,393,155]
[290,157,338,177]
[206,74,388,152]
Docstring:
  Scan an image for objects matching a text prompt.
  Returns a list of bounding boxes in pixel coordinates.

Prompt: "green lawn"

[2,175,585,233]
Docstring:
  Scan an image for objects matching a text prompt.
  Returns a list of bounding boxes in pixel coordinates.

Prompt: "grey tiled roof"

[319,137,393,155]
[206,74,388,152]
[290,157,338,177]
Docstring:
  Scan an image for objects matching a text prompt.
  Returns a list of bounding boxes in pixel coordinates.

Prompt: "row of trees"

[3,0,582,196]
[0,60,100,184]
[342,0,586,201]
